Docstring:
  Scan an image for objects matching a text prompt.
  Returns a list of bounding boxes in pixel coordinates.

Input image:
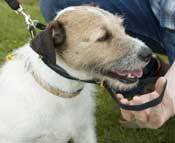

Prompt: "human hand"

[117,77,175,129]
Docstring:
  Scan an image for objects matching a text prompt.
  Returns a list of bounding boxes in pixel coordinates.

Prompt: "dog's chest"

[27,88,95,141]
[0,85,96,142]
[0,46,97,142]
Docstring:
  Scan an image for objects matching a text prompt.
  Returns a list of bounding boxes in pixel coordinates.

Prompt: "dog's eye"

[97,32,112,42]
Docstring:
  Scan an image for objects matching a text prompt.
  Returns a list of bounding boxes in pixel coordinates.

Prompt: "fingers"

[132,92,152,103]
[119,98,134,121]
[116,94,123,101]
[147,92,165,129]
[155,77,167,95]
[129,96,149,128]
[145,77,167,128]
[116,94,149,128]
[116,93,153,128]
[146,77,172,129]
[116,87,166,129]
[116,94,134,121]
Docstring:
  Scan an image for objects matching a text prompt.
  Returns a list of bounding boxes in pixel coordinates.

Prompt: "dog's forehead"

[53,6,124,41]
[55,6,117,21]
[54,6,124,34]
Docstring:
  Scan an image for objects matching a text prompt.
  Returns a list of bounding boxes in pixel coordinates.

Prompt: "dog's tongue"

[131,69,143,78]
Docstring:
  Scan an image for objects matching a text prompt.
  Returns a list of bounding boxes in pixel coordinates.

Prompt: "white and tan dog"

[0,6,152,143]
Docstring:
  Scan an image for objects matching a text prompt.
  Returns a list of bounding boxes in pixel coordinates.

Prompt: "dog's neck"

[23,46,93,95]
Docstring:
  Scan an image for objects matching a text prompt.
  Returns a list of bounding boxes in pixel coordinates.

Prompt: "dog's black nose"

[138,46,152,62]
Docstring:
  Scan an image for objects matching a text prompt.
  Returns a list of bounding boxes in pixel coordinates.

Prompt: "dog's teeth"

[127,73,135,79]
[131,76,135,79]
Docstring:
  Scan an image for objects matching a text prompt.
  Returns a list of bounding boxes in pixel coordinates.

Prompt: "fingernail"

[121,98,128,104]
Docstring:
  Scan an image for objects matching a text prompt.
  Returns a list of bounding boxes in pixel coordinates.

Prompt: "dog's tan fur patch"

[55,6,132,71]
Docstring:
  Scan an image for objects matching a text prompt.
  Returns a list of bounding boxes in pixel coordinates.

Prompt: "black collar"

[45,61,100,85]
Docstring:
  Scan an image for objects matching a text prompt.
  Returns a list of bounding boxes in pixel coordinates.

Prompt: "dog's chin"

[104,77,139,91]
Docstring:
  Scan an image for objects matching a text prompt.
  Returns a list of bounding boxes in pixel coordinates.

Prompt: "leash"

[45,62,100,85]
[43,59,167,111]
[4,0,46,39]
[4,0,167,111]
[104,79,167,111]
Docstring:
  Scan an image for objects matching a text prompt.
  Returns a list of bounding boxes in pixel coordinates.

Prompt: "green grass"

[0,0,45,64]
[0,1,175,143]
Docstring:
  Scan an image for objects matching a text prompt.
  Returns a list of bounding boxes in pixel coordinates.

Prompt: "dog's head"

[31,6,152,91]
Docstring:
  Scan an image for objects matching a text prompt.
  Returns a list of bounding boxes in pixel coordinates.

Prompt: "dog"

[0,6,152,143]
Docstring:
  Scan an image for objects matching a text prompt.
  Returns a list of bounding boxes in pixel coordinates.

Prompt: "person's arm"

[165,61,175,90]
[117,62,175,129]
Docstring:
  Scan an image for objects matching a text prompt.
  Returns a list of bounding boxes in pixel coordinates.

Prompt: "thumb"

[155,77,167,95]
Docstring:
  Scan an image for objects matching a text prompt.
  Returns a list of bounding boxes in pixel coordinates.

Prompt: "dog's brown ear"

[49,20,66,47]
[30,21,66,64]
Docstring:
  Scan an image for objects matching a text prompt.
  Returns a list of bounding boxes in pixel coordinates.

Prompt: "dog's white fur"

[0,6,150,143]
[0,7,100,143]
[0,44,97,143]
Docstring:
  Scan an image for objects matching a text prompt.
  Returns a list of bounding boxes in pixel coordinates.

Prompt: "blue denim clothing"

[150,0,175,30]
[40,0,175,63]
[162,29,175,64]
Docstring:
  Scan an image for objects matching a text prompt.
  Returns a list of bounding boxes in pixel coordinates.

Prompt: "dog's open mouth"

[104,69,143,84]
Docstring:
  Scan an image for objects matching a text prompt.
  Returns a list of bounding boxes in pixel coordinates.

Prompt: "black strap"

[35,22,47,30]
[44,58,167,111]
[4,0,20,10]
[45,62,99,85]
[47,61,167,111]
[104,80,167,111]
